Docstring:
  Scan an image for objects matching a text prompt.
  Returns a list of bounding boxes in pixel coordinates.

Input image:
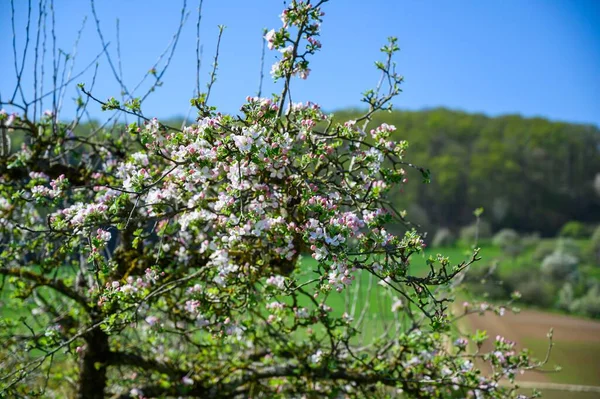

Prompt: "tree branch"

[0,267,92,312]
[107,351,187,378]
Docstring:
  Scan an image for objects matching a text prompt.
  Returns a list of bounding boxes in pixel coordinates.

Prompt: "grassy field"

[288,245,506,345]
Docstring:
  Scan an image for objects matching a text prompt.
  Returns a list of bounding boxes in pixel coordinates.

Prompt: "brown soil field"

[467,309,600,389]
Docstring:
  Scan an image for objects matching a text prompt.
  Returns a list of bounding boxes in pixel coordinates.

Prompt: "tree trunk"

[77,326,109,399]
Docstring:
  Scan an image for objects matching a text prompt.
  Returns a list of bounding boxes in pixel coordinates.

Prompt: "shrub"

[559,220,589,239]
[504,268,554,308]
[517,279,555,308]
[492,228,522,256]
[570,285,600,318]
[556,282,575,311]
[533,240,556,261]
[534,238,580,262]
[459,220,492,245]
[463,263,508,300]
[521,232,541,250]
[540,250,579,281]
[431,227,456,247]
[556,237,582,257]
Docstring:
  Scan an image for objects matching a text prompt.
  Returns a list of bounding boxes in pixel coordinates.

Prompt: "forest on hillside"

[332,108,600,238]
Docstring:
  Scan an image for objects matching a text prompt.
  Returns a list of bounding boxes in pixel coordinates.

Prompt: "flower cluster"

[265,1,325,81]
[30,174,69,201]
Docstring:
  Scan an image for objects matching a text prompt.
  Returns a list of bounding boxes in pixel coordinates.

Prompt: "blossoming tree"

[0,1,548,398]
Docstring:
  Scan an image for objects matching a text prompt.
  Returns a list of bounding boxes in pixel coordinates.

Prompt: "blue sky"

[1,0,599,126]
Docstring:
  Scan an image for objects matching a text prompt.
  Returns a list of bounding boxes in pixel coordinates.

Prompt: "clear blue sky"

[1,0,599,126]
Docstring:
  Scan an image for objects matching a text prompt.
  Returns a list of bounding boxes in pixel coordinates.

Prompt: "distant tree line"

[333,108,600,237]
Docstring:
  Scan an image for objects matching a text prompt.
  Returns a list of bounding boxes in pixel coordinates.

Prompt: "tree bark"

[77,326,110,399]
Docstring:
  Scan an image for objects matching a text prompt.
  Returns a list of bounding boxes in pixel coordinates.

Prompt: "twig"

[205,24,225,106]
[10,0,32,105]
[90,0,130,97]
[195,0,204,97]
[137,0,190,103]
[257,29,266,97]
